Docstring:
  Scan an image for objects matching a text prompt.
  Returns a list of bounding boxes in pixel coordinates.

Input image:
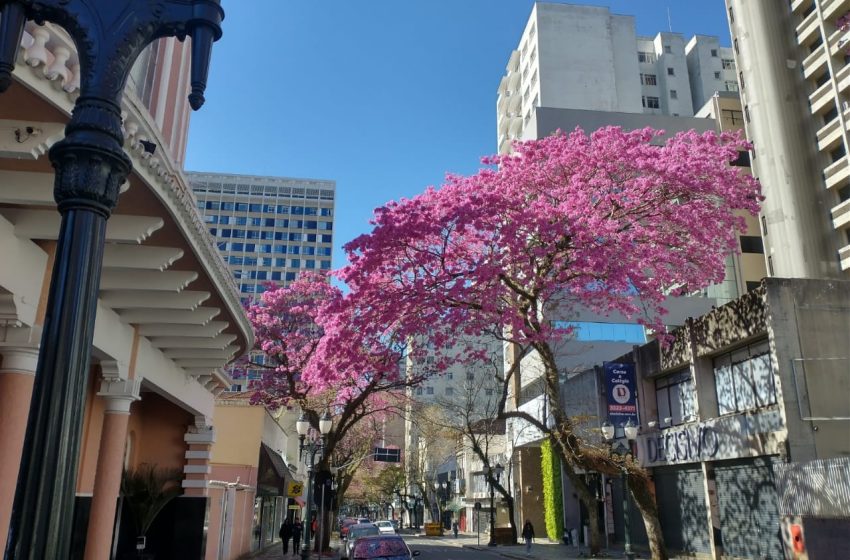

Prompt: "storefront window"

[713,339,775,415]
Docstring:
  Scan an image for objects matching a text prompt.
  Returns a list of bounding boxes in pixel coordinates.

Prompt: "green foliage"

[121,463,183,536]
[540,440,564,542]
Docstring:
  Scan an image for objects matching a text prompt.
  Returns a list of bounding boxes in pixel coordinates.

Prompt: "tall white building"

[187,172,336,302]
[725,0,850,277]
[497,2,739,153]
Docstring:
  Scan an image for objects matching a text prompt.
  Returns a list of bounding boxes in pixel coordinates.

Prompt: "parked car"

[389,519,399,532]
[375,520,396,535]
[351,535,420,560]
[342,523,380,559]
[340,517,360,539]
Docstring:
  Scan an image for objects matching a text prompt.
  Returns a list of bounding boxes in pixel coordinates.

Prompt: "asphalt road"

[404,535,506,559]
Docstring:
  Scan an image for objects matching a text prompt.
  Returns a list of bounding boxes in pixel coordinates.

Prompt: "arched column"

[183,416,215,497]
[0,346,40,553]
[83,362,140,560]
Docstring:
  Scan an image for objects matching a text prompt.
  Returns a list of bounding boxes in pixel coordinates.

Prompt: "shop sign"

[603,362,638,426]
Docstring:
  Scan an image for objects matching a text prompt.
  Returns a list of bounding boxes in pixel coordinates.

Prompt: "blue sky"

[185,1,732,270]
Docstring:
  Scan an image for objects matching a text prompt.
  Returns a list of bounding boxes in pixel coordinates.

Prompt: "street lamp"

[602,419,638,560]
[487,463,504,547]
[298,411,332,560]
[0,2,223,557]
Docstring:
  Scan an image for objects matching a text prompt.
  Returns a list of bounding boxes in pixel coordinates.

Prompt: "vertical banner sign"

[603,362,638,426]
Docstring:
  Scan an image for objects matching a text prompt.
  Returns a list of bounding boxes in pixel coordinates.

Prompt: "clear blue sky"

[185,1,731,270]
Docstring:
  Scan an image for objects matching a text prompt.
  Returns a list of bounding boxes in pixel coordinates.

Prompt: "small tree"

[121,464,183,552]
[337,127,761,559]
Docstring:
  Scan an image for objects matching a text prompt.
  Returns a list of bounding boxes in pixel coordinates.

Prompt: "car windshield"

[350,526,379,538]
[353,538,408,558]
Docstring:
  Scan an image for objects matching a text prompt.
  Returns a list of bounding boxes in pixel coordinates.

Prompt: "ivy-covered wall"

[540,439,564,541]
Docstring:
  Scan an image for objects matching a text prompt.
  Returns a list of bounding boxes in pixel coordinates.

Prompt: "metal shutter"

[654,466,711,553]
[715,457,783,560]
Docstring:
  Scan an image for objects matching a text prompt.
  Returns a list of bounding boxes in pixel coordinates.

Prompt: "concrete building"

[187,171,335,302]
[0,25,251,559]
[496,2,739,154]
[725,0,850,277]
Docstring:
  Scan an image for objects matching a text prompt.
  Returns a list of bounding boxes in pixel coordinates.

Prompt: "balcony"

[795,9,821,46]
[832,198,850,229]
[840,244,850,270]
[822,0,850,22]
[804,44,829,79]
[506,50,520,73]
[838,63,850,93]
[498,75,508,96]
[810,80,835,114]
[507,71,521,93]
[824,155,850,189]
[791,0,813,13]
[828,25,850,57]
[817,117,843,151]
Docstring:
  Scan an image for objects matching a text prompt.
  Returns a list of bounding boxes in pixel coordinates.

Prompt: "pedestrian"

[292,516,303,556]
[522,519,535,556]
[452,520,459,538]
[279,517,293,556]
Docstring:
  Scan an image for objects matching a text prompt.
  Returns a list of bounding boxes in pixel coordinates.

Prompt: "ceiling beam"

[0,209,163,243]
[103,245,183,271]
[0,170,129,206]
[162,345,239,359]
[101,290,210,310]
[99,269,198,292]
[118,307,219,325]
[135,321,228,338]
[149,333,237,349]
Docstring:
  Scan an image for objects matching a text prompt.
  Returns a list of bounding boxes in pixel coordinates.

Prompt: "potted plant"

[120,464,183,558]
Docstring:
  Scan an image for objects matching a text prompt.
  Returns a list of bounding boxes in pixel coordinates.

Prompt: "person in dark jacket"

[522,520,535,555]
[292,517,303,556]
[279,517,293,555]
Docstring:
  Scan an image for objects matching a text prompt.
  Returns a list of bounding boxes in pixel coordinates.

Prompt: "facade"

[496,2,739,153]
[208,394,305,560]
[187,171,336,302]
[725,0,850,277]
[0,26,251,559]
[554,278,850,559]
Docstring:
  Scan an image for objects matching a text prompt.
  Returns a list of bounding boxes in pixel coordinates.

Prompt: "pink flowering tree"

[337,127,761,559]
[240,273,427,550]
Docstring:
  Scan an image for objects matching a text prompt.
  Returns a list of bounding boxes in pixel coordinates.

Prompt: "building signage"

[603,362,638,426]
[287,481,303,497]
[636,410,786,467]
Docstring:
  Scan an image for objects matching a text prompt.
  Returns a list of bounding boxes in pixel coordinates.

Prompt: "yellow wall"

[211,405,265,466]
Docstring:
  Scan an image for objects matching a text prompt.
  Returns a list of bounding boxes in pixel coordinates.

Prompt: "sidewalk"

[450,532,643,560]
[247,537,343,560]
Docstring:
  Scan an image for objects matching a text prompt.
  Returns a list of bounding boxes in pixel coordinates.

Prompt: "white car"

[374,520,396,535]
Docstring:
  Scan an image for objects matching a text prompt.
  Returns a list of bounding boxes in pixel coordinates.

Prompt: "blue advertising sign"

[603,362,638,427]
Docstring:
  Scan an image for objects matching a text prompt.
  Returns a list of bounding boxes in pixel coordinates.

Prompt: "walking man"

[522,519,535,556]
[280,517,293,556]
[292,516,303,556]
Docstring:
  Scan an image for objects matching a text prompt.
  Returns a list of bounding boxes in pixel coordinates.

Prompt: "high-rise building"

[187,172,336,302]
[725,0,850,277]
[496,3,742,154]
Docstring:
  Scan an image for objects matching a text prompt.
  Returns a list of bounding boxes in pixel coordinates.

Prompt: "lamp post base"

[624,551,636,560]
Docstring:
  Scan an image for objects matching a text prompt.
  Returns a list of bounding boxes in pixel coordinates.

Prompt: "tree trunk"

[505,495,518,544]
[629,474,668,560]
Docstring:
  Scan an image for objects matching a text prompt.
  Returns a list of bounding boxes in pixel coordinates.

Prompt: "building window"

[725,80,739,92]
[373,447,401,463]
[670,89,678,99]
[732,150,751,167]
[745,281,761,292]
[655,369,696,427]
[426,386,434,395]
[722,58,735,70]
[722,108,744,125]
[638,51,656,63]
[711,48,718,57]
[664,45,672,54]
[642,96,660,109]
[767,255,774,276]
[728,6,734,23]
[641,73,657,86]
[415,387,423,396]
[734,38,739,55]
[713,339,776,415]
[485,388,494,396]
[446,387,454,396]
[740,235,764,253]
[714,71,721,79]
[667,67,675,76]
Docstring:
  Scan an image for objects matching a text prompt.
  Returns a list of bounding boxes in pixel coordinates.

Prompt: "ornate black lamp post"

[0,2,223,558]
[487,463,504,547]
[297,412,332,560]
[602,419,639,560]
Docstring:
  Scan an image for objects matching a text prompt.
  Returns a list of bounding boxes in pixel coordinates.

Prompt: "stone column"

[183,417,215,497]
[83,377,140,560]
[0,347,40,554]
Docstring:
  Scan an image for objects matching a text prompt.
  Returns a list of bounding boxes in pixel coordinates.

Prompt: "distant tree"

[337,127,761,559]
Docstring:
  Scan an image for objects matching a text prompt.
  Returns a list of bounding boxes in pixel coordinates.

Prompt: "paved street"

[251,533,635,560]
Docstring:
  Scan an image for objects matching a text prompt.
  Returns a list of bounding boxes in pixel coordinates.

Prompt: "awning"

[292,497,305,507]
[261,443,290,479]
